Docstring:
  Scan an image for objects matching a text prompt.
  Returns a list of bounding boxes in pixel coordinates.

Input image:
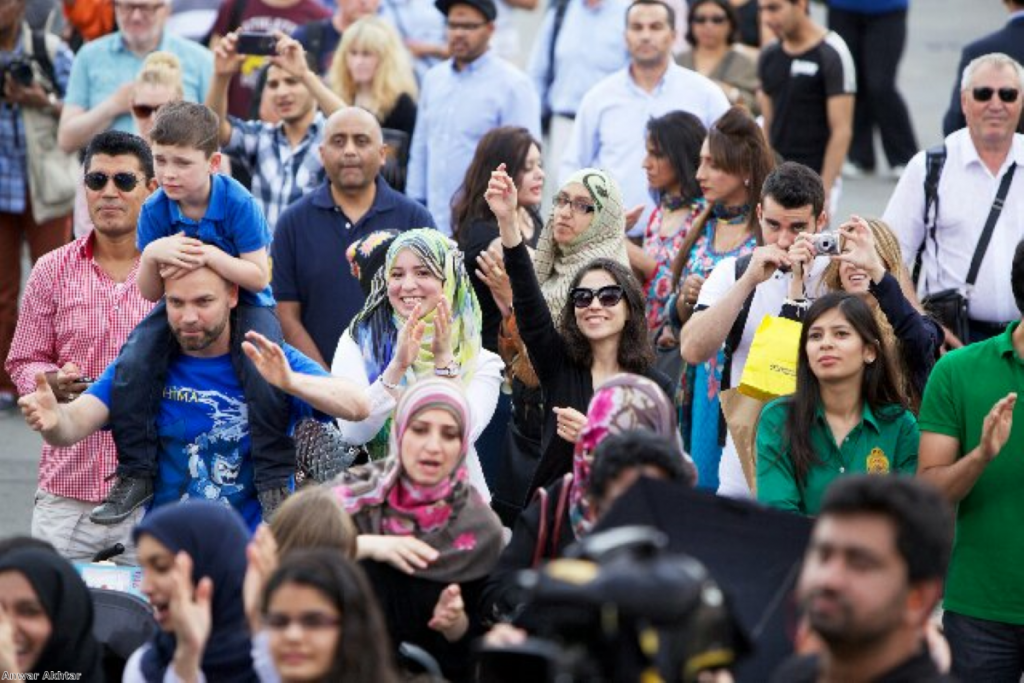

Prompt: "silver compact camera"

[810,231,842,255]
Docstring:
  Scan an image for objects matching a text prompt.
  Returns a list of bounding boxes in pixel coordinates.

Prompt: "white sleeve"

[695,256,737,309]
[465,349,504,445]
[252,630,281,683]
[330,331,396,445]
[881,149,928,271]
[122,644,211,683]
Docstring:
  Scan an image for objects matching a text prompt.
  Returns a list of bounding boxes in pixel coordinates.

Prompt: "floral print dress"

[679,219,757,491]
[642,201,703,333]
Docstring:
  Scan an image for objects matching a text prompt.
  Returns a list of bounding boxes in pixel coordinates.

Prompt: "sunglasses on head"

[84,171,142,192]
[972,87,1020,103]
[693,14,728,24]
[570,285,625,309]
[131,102,165,119]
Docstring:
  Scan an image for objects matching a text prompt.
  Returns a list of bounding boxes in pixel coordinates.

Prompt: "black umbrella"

[593,477,813,683]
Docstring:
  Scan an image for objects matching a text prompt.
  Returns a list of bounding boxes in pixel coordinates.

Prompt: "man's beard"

[172,316,229,353]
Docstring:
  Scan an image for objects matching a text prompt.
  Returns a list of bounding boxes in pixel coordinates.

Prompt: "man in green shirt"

[917,240,1023,681]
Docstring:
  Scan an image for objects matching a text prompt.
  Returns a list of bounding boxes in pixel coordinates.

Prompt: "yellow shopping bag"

[738,316,802,402]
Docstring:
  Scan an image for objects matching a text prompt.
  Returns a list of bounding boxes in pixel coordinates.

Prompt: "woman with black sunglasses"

[485,165,673,496]
[677,0,760,114]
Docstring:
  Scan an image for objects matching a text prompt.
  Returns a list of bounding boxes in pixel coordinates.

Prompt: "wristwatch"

[434,360,461,378]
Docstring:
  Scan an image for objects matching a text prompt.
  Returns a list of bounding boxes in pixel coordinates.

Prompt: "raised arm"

[206,31,244,147]
[205,246,270,294]
[242,332,370,420]
[18,373,109,447]
[58,83,134,154]
[270,31,345,115]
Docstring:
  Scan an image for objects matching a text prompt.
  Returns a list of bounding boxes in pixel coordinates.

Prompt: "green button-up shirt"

[756,397,920,515]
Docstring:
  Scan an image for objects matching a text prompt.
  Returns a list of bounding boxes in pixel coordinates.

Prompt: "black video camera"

[475,526,750,683]
[1,55,35,88]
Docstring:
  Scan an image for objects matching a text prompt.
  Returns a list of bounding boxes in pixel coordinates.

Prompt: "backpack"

[913,143,948,285]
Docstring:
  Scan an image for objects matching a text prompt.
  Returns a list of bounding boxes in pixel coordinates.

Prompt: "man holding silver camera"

[680,161,830,499]
[0,0,76,413]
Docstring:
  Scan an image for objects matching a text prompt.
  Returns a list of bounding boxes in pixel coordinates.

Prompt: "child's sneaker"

[90,475,154,525]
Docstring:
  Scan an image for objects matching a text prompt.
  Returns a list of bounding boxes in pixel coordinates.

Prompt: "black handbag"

[921,162,1016,343]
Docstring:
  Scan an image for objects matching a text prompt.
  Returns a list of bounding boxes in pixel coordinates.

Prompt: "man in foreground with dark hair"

[916,240,1024,680]
[772,475,954,682]
[4,131,158,564]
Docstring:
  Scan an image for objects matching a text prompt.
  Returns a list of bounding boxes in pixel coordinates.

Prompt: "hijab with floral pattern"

[349,228,483,385]
[332,380,503,583]
[569,373,696,538]
[532,168,630,320]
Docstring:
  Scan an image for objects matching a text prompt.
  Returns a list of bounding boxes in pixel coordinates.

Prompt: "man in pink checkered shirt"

[5,131,157,565]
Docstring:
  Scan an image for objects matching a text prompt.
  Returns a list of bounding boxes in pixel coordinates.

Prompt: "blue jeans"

[943,610,1024,682]
[111,302,294,492]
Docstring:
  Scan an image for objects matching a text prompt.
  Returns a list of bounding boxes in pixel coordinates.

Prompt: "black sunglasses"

[570,285,625,309]
[131,102,164,118]
[693,14,728,24]
[972,87,1020,103]
[84,171,142,192]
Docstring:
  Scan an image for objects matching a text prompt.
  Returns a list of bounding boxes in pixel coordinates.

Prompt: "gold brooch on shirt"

[866,447,890,475]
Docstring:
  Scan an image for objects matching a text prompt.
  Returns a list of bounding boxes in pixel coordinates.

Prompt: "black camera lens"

[8,60,34,87]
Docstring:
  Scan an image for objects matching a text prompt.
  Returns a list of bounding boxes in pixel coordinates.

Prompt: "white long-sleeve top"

[331,329,503,499]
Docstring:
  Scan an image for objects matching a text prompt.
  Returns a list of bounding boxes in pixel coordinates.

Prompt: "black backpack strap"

[720,254,755,393]
[29,29,61,97]
[914,143,947,286]
[540,0,571,126]
[966,162,1017,290]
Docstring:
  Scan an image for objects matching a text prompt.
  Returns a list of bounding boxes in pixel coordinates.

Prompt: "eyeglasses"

[131,102,166,119]
[553,193,596,216]
[692,14,728,24]
[446,20,488,31]
[570,285,625,309]
[972,87,1020,103]
[84,171,142,192]
[263,612,341,631]
[114,0,167,15]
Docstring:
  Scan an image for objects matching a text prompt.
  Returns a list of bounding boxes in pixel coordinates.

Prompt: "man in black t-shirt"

[757,0,855,214]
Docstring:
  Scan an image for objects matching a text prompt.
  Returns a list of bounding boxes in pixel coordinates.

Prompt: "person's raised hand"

[0,601,20,675]
[269,30,310,78]
[485,163,518,223]
[740,245,790,287]
[475,250,513,315]
[109,82,135,116]
[428,583,469,642]
[835,216,885,283]
[553,406,588,444]
[980,393,1017,462]
[213,31,245,76]
[168,551,213,671]
[242,331,294,392]
[19,373,60,433]
[430,296,455,367]
[360,535,439,575]
[243,524,280,633]
[391,302,426,374]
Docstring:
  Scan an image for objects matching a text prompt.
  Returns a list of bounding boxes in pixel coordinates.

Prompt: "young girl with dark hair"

[757,292,920,515]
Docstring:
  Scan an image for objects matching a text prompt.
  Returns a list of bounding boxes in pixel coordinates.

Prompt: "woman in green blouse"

[757,292,919,515]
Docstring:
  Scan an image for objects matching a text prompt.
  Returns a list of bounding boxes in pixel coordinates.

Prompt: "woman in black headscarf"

[124,500,266,682]
[0,547,105,680]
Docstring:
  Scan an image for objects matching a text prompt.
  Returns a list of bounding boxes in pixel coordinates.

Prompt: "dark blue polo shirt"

[271,176,436,366]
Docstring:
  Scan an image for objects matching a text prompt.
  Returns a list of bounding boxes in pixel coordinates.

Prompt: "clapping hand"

[431,296,455,364]
[359,535,439,575]
[980,393,1017,462]
[389,302,426,378]
[243,524,280,633]
[167,551,213,680]
[428,583,469,642]
[243,331,294,392]
[475,248,513,317]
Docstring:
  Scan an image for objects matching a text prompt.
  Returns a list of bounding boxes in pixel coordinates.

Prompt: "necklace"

[710,202,750,222]
[660,194,695,213]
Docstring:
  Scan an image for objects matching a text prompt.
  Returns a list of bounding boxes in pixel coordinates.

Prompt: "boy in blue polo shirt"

[94,102,293,525]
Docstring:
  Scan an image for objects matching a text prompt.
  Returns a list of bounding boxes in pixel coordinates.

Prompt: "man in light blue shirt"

[561,0,729,227]
[406,0,540,235]
[58,0,213,155]
[378,0,449,82]
[528,0,630,179]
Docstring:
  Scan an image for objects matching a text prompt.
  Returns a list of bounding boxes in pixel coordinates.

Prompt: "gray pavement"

[0,0,1006,539]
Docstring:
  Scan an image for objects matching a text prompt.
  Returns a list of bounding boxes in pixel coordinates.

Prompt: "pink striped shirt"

[5,234,155,503]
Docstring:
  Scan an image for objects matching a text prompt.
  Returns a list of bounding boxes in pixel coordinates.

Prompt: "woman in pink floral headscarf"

[332,379,502,682]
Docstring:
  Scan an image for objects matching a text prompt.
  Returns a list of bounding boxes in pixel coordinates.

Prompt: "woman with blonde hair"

[329,16,418,136]
[786,216,941,409]
[131,51,184,142]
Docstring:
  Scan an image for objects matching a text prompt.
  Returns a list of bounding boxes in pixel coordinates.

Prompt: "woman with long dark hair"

[677,0,760,113]
[668,106,775,489]
[486,165,673,497]
[262,549,399,683]
[756,293,919,515]
[628,111,706,336]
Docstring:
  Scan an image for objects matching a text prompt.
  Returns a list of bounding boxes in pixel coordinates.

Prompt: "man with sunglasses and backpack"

[883,52,1023,347]
[5,131,157,565]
